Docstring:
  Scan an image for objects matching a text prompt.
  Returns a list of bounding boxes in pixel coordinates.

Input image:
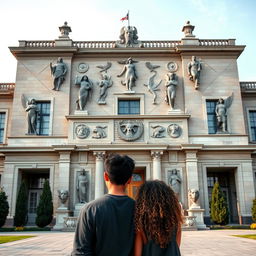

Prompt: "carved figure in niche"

[97,73,113,104]
[77,169,89,203]
[188,188,200,208]
[75,75,93,111]
[168,169,181,197]
[165,72,178,109]
[92,126,107,139]
[151,125,165,138]
[215,93,233,133]
[117,57,138,91]
[75,124,90,139]
[144,62,162,104]
[58,190,69,207]
[21,95,39,135]
[120,26,138,47]
[118,120,144,141]
[50,57,68,91]
[187,56,202,89]
[168,124,182,138]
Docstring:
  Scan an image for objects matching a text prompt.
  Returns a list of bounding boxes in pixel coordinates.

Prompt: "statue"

[215,94,233,133]
[50,57,68,91]
[75,75,93,111]
[21,95,39,135]
[168,169,181,197]
[97,73,113,104]
[117,57,138,91]
[165,72,178,109]
[58,190,69,207]
[187,56,202,89]
[77,170,89,203]
[144,62,162,104]
[151,125,165,138]
[119,26,138,47]
[58,21,72,39]
[188,188,200,208]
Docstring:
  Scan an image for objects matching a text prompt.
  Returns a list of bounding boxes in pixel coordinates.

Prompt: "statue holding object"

[187,56,202,90]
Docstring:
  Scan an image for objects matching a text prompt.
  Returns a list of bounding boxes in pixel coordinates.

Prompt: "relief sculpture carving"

[151,125,165,138]
[75,124,90,139]
[167,124,182,138]
[92,126,107,139]
[118,120,143,141]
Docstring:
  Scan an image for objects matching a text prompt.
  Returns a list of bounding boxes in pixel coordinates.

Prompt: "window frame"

[118,99,140,115]
[246,107,256,143]
[36,101,51,136]
[114,93,145,115]
[0,109,8,144]
[206,99,218,134]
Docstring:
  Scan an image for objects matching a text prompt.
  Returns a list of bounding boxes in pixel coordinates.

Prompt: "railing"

[18,39,236,48]
[199,39,235,46]
[19,40,56,47]
[0,83,15,90]
[72,41,116,48]
[141,40,181,48]
[240,81,256,91]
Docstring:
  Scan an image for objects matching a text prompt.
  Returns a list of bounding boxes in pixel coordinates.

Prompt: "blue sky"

[0,0,255,81]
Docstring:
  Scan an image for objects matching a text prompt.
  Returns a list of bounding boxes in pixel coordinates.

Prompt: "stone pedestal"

[168,108,183,115]
[74,110,88,115]
[123,90,135,94]
[187,206,207,230]
[53,207,71,230]
[74,203,86,217]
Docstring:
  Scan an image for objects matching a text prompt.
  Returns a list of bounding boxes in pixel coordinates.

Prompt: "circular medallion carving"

[167,124,182,138]
[118,120,144,141]
[75,124,90,139]
[167,61,178,72]
[77,63,89,73]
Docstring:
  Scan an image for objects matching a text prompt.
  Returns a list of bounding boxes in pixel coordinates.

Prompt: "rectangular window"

[118,100,140,115]
[249,110,256,142]
[36,102,50,135]
[0,112,6,143]
[206,100,217,134]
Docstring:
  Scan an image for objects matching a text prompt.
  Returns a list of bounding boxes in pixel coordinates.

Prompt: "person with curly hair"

[134,180,183,256]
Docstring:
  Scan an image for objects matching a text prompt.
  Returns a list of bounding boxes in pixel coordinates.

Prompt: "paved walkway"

[0,230,255,255]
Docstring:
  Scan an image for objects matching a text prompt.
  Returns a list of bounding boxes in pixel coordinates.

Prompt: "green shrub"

[35,180,53,228]
[252,198,256,222]
[14,181,28,227]
[0,188,9,227]
[210,182,229,225]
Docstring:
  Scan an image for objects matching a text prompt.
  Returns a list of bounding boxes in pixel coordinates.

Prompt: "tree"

[14,181,28,227]
[210,182,229,225]
[0,187,9,227]
[36,180,53,228]
[252,198,256,222]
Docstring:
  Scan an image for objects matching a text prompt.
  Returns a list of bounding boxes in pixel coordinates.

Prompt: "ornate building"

[0,21,255,227]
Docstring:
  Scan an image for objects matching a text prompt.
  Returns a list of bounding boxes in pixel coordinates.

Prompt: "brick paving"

[0,229,255,255]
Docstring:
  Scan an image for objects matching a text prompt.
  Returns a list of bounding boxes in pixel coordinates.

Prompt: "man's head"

[104,154,135,185]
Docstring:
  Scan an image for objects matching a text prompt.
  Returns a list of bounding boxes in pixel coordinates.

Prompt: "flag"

[120,13,129,21]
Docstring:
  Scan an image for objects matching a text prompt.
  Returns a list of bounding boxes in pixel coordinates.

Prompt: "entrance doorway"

[207,168,238,223]
[21,170,49,225]
[127,168,145,199]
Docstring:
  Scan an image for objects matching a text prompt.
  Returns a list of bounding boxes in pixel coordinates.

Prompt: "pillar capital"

[151,150,163,160]
[93,151,106,160]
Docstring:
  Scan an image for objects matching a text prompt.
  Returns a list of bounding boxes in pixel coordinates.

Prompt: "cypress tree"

[210,181,229,225]
[14,181,28,227]
[0,187,9,227]
[36,180,53,228]
[252,198,256,222]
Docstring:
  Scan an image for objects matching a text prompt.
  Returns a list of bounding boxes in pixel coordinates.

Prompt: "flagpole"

[128,10,130,27]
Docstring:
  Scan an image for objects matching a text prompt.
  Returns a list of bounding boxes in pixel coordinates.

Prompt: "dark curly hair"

[135,180,183,248]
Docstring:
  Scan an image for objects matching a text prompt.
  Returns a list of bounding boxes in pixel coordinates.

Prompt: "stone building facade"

[0,21,255,226]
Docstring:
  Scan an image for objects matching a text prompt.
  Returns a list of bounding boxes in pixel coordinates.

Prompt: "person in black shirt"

[71,154,135,256]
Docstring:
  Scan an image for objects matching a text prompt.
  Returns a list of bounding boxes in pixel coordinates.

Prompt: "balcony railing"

[0,83,15,91]
[240,82,256,91]
[199,39,235,46]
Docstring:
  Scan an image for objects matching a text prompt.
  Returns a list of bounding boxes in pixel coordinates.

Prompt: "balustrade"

[0,83,15,90]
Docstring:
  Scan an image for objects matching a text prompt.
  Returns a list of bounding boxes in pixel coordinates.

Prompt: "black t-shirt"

[71,194,135,256]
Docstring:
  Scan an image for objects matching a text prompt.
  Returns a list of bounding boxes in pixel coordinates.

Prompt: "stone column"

[151,151,163,180]
[93,151,106,199]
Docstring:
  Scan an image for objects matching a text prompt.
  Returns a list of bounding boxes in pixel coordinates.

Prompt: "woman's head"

[135,180,183,248]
